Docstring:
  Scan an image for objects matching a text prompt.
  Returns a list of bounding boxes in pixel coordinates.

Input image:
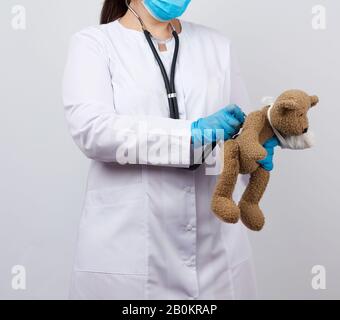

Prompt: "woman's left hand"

[257,137,280,171]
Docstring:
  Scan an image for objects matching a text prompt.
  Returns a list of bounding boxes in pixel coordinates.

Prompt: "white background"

[0,0,339,299]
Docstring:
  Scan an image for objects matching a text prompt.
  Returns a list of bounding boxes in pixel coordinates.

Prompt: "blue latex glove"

[258,137,280,171]
[191,105,245,146]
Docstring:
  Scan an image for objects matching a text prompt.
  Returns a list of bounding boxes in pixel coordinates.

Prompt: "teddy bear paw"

[239,200,265,231]
[211,197,240,224]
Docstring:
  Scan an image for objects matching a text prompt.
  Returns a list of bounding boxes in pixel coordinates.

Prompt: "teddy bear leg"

[239,167,270,231]
[211,140,240,224]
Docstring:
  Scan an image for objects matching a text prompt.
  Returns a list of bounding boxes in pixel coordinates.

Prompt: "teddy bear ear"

[310,95,319,107]
[276,99,299,112]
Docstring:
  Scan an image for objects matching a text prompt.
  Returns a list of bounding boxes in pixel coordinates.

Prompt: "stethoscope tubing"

[125,0,216,169]
[125,0,180,119]
[143,29,180,119]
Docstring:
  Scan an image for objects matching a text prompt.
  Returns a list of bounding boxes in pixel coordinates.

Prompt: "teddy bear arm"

[243,110,266,130]
[238,111,267,160]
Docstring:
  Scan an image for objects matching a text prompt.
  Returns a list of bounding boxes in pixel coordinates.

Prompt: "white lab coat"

[63,20,257,300]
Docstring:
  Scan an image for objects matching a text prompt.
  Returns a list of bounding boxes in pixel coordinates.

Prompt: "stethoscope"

[125,0,216,170]
[126,0,180,119]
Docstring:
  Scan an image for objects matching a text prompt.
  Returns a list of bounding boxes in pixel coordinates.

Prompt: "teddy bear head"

[269,89,319,137]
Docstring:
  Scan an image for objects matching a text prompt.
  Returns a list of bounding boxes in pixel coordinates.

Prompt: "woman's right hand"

[191,104,246,146]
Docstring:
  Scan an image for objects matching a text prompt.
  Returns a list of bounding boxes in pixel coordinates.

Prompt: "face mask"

[143,0,191,22]
[267,104,315,150]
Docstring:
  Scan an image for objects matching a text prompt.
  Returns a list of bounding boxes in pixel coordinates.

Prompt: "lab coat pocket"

[75,184,147,275]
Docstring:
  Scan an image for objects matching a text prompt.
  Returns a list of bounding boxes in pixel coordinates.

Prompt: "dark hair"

[100,0,128,24]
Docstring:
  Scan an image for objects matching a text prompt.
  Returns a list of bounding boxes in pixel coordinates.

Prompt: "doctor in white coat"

[63,0,277,300]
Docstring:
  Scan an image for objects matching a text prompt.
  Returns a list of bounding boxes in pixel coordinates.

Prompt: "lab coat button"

[186,257,196,267]
[186,224,194,232]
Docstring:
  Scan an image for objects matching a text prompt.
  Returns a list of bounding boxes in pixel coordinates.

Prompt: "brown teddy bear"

[211,89,319,231]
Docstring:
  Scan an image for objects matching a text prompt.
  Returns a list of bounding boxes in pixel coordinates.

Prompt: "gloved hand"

[257,137,279,171]
[191,105,246,146]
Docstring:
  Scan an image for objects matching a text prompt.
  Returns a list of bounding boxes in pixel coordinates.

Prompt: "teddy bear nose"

[303,128,309,134]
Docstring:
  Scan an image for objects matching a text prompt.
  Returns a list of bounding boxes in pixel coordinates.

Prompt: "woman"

[63,0,277,300]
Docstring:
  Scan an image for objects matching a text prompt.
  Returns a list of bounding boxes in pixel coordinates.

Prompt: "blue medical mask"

[143,0,191,22]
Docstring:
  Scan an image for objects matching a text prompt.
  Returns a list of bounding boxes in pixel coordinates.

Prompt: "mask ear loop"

[125,0,176,34]
[125,0,147,30]
[267,104,286,149]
